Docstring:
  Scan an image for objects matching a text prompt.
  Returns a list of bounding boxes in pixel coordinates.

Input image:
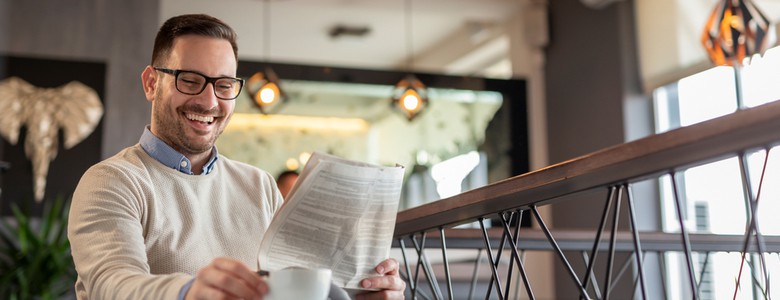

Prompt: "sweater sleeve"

[68,161,192,299]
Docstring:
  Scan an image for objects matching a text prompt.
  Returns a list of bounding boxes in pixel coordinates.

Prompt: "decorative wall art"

[0,77,103,202]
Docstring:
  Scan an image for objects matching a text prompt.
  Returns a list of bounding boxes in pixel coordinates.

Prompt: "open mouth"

[185,112,217,125]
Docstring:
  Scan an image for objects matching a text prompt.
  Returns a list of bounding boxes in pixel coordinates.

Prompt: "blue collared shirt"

[138,126,216,298]
[139,126,219,175]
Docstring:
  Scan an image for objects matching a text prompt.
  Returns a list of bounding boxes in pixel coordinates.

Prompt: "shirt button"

[180,161,188,168]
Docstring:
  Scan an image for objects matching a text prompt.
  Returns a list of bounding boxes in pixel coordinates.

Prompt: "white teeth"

[185,113,215,123]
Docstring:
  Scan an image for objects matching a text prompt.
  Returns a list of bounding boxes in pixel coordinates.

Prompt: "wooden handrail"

[394,100,780,236]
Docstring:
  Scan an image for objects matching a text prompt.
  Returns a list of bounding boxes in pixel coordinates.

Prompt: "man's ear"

[141,66,158,102]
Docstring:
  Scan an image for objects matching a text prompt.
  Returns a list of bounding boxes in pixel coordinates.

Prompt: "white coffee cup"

[265,267,332,300]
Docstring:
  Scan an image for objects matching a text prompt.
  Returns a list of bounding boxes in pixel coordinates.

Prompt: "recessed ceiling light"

[328,24,372,39]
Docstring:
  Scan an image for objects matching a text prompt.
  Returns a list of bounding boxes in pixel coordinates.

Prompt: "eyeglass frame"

[153,67,245,100]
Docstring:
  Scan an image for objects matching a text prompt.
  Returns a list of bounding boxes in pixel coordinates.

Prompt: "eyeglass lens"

[176,71,242,100]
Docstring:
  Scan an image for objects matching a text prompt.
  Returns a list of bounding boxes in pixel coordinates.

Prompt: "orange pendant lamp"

[701,0,773,66]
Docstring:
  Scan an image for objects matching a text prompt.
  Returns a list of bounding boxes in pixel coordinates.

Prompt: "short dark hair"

[151,14,238,66]
[277,170,299,183]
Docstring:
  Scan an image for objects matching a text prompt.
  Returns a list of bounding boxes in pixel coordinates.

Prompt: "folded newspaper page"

[257,152,405,289]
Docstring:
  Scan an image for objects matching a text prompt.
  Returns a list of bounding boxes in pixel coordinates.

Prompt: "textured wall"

[0,1,7,56]
[544,0,657,299]
[0,0,4,162]
[0,0,160,159]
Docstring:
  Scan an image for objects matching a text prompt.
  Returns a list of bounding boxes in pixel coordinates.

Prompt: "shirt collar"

[140,126,219,175]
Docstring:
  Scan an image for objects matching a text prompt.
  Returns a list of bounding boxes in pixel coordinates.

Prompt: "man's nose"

[195,82,220,108]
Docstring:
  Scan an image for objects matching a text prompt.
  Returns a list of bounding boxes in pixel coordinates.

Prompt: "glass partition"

[220,63,527,209]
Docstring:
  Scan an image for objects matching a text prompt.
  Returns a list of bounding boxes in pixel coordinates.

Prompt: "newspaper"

[257,152,405,289]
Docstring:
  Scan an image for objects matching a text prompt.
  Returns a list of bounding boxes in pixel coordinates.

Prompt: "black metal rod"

[500,211,515,300]
[499,211,519,299]
[581,251,603,300]
[398,238,415,295]
[412,233,443,300]
[410,234,423,300]
[485,214,510,299]
[583,186,617,293]
[670,172,700,300]
[631,260,640,300]
[734,152,757,299]
[658,251,669,300]
[531,206,589,298]
[696,252,711,293]
[738,151,771,292]
[750,254,761,300]
[499,211,535,300]
[625,183,649,300]
[479,217,505,300]
[604,185,623,300]
[439,227,454,300]
[399,271,433,300]
[753,148,772,298]
[514,210,536,300]
[608,252,635,295]
[468,249,483,300]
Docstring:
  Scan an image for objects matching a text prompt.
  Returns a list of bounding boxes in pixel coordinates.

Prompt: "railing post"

[734,150,771,299]
[411,233,443,300]
[670,172,700,300]
[581,251,603,299]
[625,183,648,300]
[398,238,415,297]
[485,214,510,299]
[498,211,535,300]
[409,234,423,299]
[439,227,453,300]
[583,186,616,297]
[468,249,483,300]
[478,217,505,300]
[604,185,623,300]
[531,206,589,299]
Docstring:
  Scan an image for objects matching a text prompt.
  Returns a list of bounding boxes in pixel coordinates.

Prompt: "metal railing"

[393,100,780,299]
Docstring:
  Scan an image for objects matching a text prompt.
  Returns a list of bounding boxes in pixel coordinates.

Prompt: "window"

[654,46,780,299]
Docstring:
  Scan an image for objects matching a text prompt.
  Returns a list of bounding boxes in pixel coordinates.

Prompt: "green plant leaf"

[0,216,19,249]
[0,195,76,298]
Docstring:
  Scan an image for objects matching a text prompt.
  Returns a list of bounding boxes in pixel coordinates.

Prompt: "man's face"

[146,35,237,156]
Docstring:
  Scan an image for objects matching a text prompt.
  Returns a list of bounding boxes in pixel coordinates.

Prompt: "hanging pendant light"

[391,74,428,121]
[250,0,286,114]
[248,68,285,114]
[391,0,428,121]
[701,0,773,66]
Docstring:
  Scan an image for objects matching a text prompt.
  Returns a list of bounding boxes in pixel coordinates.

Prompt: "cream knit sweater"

[68,144,283,299]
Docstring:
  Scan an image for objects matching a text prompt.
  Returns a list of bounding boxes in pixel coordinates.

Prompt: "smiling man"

[68,14,405,300]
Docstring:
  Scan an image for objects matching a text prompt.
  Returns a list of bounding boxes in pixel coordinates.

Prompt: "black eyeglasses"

[154,67,244,100]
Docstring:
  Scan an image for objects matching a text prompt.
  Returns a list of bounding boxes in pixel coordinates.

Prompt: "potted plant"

[0,196,76,299]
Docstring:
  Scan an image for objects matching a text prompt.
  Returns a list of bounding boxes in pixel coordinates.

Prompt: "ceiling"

[160,0,521,76]
[160,0,518,173]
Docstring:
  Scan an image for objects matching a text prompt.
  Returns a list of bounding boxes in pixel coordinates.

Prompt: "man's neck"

[186,151,211,175]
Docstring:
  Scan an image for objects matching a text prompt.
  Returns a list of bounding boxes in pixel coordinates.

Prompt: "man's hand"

[356,258,406,300]
[185,257,267,300]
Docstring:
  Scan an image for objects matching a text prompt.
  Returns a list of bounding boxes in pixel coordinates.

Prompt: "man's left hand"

[356,258,406,300]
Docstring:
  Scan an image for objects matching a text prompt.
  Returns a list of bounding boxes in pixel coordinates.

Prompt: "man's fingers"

[189,258,266,299]
[197,266,258,298]
[361,273,406,291]
[375,258,400,275]
[213,258,266,293]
